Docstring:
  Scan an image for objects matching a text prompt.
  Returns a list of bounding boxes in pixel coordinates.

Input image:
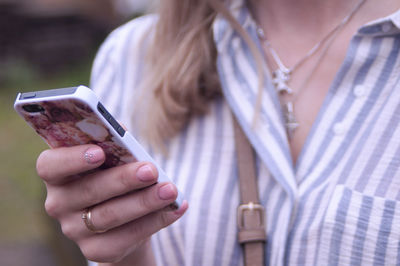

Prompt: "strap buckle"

[237,202,265,230]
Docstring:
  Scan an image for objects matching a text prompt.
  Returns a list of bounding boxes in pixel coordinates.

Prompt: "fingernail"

[137,164,156,182]
[158,184,177,200]
[84,147,104,164]
[174,200,189,215]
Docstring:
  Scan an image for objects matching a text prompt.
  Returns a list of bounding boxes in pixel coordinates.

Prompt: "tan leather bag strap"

[233,117,266,266]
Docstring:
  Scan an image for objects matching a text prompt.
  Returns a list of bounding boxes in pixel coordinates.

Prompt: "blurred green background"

[0,0,154,265]
[0,59,92,266]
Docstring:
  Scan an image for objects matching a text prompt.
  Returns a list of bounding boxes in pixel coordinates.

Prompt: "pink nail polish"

[158,184,177,200]
[84,147,104,164]
[137,165,156,182]
[174,200,189,215]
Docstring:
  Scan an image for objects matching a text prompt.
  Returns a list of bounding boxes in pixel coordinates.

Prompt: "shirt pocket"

[315,185,400,266]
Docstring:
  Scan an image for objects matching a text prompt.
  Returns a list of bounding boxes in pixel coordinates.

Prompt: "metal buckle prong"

[237,202,265,230]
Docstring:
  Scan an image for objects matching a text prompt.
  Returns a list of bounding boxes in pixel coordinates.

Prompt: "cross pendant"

[284,102,299,139]
[273,68,293,94]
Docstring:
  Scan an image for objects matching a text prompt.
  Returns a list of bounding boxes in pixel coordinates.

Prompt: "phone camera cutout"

[22,104,45,113]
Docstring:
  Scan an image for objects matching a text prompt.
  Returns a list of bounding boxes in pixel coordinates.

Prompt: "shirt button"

[233,37,241,49]
[353,84,366,98]
[333,122,347,135]
[381,22,392,33]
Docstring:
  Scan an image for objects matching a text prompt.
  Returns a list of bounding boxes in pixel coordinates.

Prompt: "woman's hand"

[36,144,188,264]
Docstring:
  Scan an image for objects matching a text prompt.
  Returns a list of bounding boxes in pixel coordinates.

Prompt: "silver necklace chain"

[256,0,367,138]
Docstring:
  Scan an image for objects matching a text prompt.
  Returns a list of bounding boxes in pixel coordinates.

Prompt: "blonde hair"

[138,0,264,148]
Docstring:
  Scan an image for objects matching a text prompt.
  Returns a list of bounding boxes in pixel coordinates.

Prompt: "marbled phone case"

[17,99,135,169]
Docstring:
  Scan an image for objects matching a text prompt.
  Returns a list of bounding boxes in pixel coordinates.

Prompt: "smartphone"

[14,85,183,208]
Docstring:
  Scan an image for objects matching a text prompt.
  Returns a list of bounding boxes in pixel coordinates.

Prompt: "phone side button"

[117,126,126,137]
[21,92,36,99]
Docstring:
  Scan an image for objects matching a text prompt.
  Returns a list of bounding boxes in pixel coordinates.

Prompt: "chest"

[261,29,357,164]
[149,28,400,266]
[153,87,400,265]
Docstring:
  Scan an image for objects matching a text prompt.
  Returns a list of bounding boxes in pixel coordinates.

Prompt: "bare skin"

[249,0,400,164]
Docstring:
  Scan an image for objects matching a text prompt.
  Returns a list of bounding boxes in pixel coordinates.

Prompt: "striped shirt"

[90,1,400,265]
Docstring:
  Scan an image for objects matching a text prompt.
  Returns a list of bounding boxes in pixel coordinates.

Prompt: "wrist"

[98,239,155,266]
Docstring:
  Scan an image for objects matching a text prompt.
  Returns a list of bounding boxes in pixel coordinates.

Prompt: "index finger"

[36,144,105,185]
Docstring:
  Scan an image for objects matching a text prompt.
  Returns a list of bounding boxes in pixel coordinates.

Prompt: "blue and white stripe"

[90,2,400,265]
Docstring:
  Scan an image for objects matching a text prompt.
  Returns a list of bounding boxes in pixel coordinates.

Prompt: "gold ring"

[82,207,107,233]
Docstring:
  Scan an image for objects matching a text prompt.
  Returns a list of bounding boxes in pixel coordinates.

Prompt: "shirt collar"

[357,8,400,36]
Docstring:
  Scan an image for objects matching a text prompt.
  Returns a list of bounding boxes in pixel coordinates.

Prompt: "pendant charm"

[273,68,293,94]
[284,102,299,139]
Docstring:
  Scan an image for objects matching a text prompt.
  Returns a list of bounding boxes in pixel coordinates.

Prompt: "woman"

[36,0,400,265]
